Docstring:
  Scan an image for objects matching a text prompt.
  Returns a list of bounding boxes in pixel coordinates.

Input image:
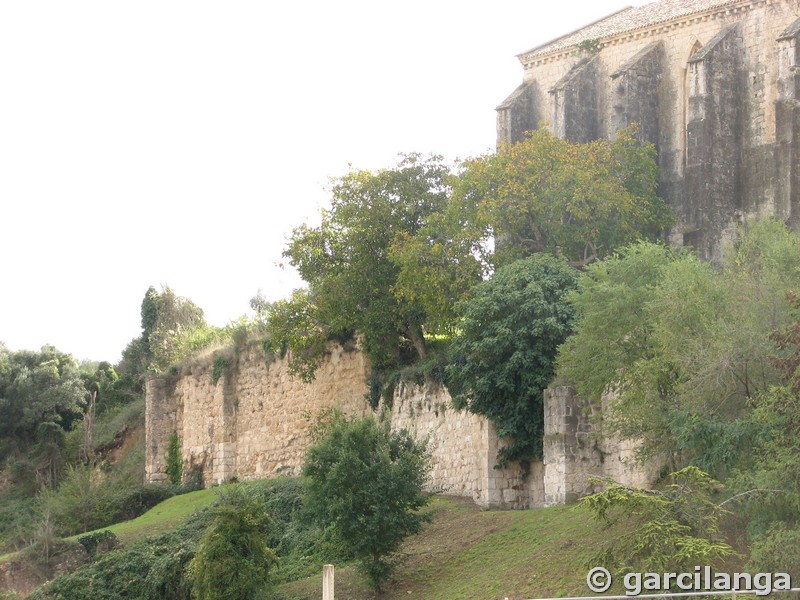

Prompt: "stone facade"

[145,341,655,508]
[386,380,542,508]
[542,387,661,506]
[145,341,371,486]
[497,0,800,261]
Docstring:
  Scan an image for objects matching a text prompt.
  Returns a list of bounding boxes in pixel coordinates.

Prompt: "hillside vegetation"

[3,130,800,597]
[20,484,718,600]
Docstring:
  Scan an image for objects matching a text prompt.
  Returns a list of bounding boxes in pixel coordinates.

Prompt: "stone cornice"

[519,0,769,70]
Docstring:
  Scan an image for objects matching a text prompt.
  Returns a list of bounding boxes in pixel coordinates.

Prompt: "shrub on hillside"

[187,487,277,600]
[303,412,431,591]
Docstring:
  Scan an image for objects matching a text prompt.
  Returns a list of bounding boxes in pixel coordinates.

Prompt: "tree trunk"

[405,323,427,361]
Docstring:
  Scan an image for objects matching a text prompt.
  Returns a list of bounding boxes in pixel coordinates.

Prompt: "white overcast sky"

[1,0,648,363]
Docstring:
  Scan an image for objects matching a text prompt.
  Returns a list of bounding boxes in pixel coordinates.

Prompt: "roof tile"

[520,0,741,60]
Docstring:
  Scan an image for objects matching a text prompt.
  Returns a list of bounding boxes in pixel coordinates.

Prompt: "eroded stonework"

[145,341,655,508]
[498,0,800,261]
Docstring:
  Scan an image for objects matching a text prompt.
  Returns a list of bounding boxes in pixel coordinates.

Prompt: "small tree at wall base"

[302,412,432,591]
[166,431,182,485]
[187,486,277,600]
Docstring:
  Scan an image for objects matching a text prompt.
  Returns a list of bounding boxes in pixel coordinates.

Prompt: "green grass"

[65,487,218,546]
[275,495,634,600]
[4,487,748,600]
[0,487,218,565]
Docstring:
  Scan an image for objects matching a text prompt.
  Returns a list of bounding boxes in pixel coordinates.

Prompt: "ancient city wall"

[146,341,655,508]
[498,0,800,261]
[386,380,542,508]
[543,387,662,505]
[145,341,371,486]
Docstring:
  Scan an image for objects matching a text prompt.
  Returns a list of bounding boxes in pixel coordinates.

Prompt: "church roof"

[520,0,741,60]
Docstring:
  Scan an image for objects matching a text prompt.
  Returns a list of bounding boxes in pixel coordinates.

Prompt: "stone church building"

[497,0,800,261]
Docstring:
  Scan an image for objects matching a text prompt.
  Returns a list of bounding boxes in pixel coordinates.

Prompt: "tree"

[187,487,277,600]
[557,221,800,473]
[581,467,736,573]
[731,289,800,576]
[302,412,431,590]
[446,254,578,467]
[31,422,66,489]
[263,289,331,383]
[0,344,86,443]
[283,153,475,374]
[146,286,206,372]
[166,431,182,485]
[453,125,673,267]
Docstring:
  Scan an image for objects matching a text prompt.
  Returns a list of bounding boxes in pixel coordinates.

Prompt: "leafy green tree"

[147,286,206,372]
[283,153,467,373]
[187,487,277,600]
[731,290,800,575]
[141,286,161,358]
[557,221,800,473]
[0,344,86,443]
[446,254,578,467]
[303,412,431,591]
[389,209,485,337]
[263,289,331,383]
[453,125,673,267]
[31,422,66,490]
[582,467,736,572]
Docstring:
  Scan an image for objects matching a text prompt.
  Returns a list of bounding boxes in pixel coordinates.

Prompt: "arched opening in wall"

[682,40,703,172]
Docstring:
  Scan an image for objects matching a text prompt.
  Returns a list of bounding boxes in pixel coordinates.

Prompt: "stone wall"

[386,380,542,509]
[542,387,661,506]
[146,340,371,486]
[497,0,800,262]
[145,342,656,508]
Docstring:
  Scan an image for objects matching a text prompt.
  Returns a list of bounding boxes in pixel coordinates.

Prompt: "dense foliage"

[283,153,474,374]
[187,487,278,600]
[557,219,800,573]
[453,125,673,267]
[582,467,735,572]
[29,479,349,600]
[557,220,800,473]
[303,412,431,590]
[166,431,182,485]
[447,254,578,466]
[0,344,86,446]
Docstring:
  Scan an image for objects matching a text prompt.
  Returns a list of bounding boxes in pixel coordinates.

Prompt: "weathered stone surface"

[500,0,800,263]
[145,343,656,509]
[543,386,660,507]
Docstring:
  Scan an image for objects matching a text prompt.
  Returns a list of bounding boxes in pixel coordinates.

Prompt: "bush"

[749,523,800,578]
[166,432,182,485]
[41,465,177,537]
[77,530,119,558]
[581,467,736,572]
[303,412,431,591]
[447,254,578,467]
[187,487,277,600]
[28,507,213,600]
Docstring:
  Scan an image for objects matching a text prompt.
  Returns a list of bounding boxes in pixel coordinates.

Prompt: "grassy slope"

[279,495,637,600]
[4,487,747,600]
[65,487,218,546]
[0,488,218,564]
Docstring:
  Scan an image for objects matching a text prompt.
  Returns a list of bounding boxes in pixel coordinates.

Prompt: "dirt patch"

[0,541,88,598]
[107,427,142,466]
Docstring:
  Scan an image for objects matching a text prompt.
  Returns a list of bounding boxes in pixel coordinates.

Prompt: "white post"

[323,564,334,600]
